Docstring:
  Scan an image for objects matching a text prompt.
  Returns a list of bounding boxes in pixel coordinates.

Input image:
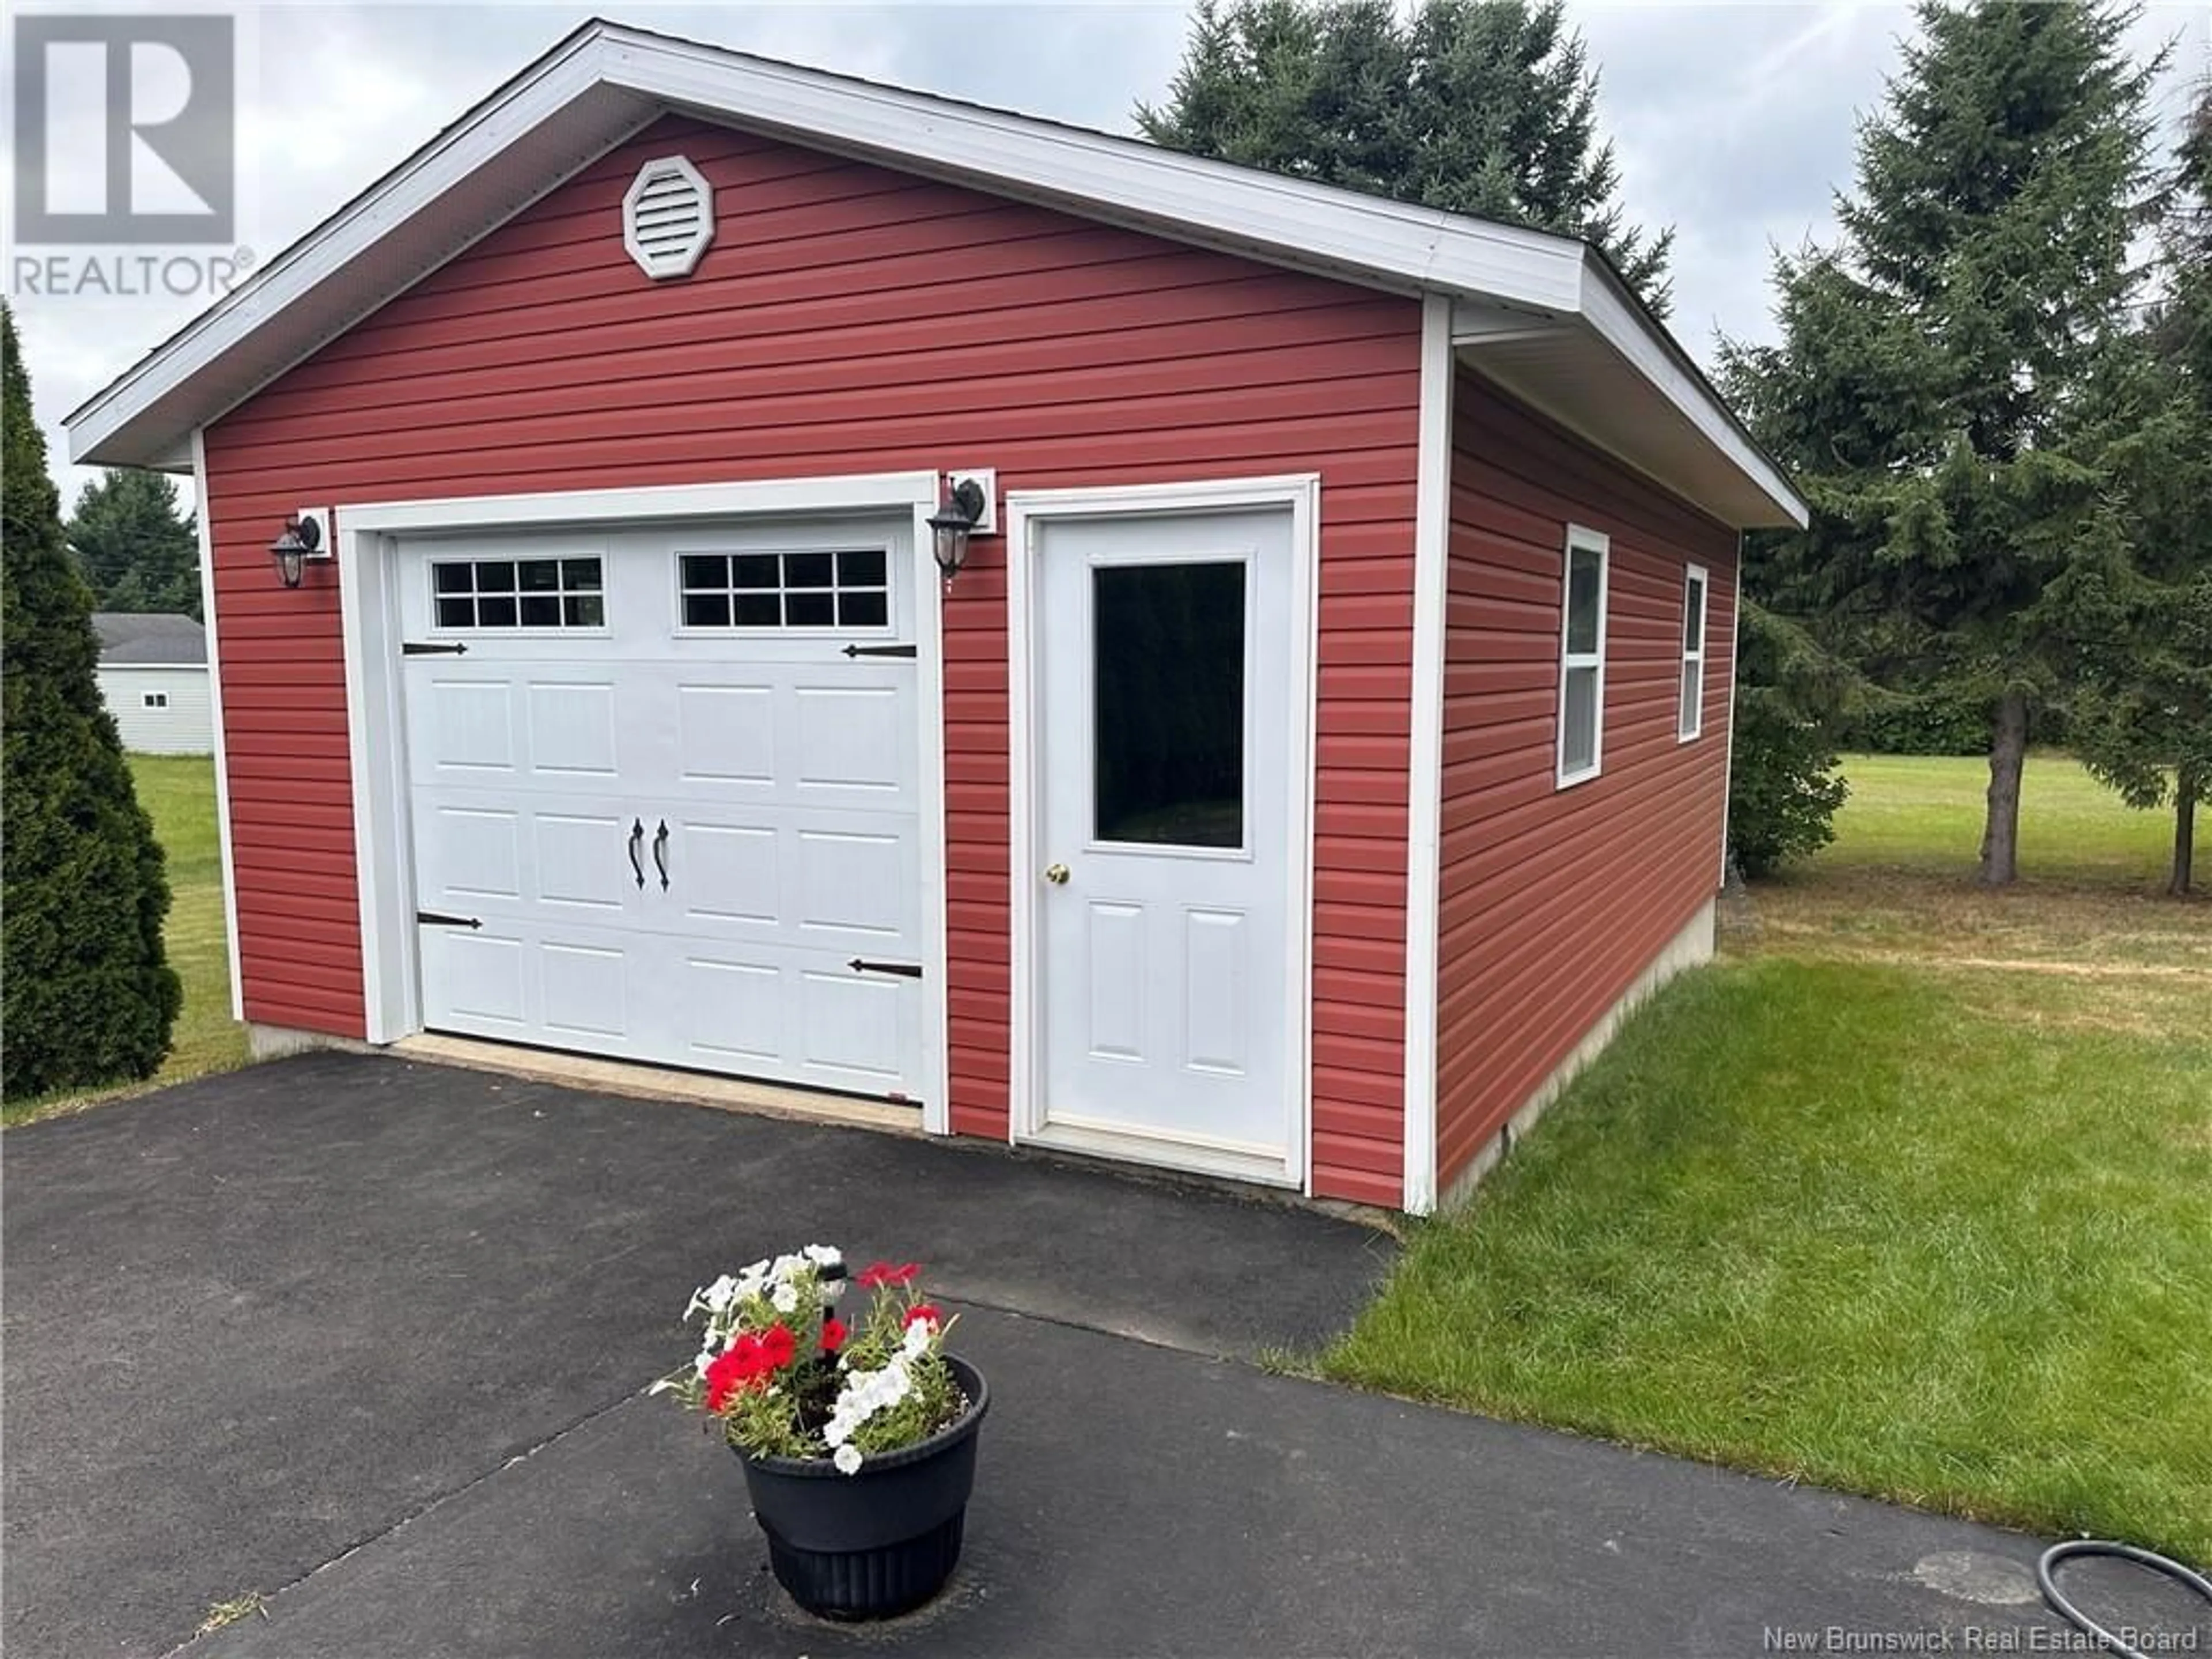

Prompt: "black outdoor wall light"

[928,477,988,585]
[270,514,323,588]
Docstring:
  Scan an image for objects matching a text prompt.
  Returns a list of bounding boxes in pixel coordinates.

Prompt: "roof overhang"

[67,19,1805,530]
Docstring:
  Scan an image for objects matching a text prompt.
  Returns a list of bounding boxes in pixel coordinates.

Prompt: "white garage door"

[398,516,926,1099]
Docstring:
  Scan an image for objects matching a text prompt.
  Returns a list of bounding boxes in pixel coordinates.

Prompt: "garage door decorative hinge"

[416,910,483,929]
[402,641,469,656]
[847,957,923,978]
[842,642,916,658]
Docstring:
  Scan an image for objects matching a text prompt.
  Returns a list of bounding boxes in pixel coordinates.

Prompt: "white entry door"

[1027,503,1304,1183]
[398,516,927,1100]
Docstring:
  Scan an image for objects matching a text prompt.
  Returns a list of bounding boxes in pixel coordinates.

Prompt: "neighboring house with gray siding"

[92,613,212,755]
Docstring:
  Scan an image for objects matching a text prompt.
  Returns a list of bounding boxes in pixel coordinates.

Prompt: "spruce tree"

[2,303,182,1100]
[2058,79,2212,893]
[1138,0,1673,313]
[69,468,203,619]
[1721,1,2164,884]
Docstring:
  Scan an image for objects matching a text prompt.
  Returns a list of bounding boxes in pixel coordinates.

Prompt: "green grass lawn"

[1328,752,2212,1563]
[1813,751,2175,888]
[2,755,251,1127]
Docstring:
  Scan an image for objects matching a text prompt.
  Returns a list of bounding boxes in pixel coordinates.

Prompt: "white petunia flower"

[900,1321,933,1360]
[802,1244,842,1268]
[686,1275,738,1320]
[833,1444,863,1476]
[770,1282,800,1314]
[770,1253,807,1283]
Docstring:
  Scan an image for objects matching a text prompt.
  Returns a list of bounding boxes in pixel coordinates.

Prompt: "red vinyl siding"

[1433,369,1736,1188]
[201,115,1419,1203]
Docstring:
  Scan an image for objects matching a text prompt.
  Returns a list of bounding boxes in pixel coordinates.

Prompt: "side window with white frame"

[1555,525,1609,787]
[1679,563,1710,741]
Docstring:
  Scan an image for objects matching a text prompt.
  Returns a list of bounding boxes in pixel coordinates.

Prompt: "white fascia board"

[69,23,1584,466]
[1577,258,1808,529]
[70,20,1791,538]
[67,30,611,464]
[608,33,1586,312]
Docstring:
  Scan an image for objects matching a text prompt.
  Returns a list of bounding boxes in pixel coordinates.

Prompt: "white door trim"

[1003,474,1320,1191]
[335,469,952,1132]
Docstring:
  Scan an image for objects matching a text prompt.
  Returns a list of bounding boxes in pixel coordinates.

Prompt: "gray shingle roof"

[92,612,207,666]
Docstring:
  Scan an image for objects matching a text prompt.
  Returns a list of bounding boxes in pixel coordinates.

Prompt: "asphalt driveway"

[6,1053,2196,1658]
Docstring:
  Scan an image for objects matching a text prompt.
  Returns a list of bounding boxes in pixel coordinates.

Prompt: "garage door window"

[433,557,605,629]
[679,550,889,630]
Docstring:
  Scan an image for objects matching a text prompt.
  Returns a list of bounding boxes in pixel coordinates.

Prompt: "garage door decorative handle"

[653,820,670,891]
[627,819,645,889]
[848,957,923,979]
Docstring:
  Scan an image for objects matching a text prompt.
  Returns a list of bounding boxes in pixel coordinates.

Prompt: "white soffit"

[65,20,1804,529]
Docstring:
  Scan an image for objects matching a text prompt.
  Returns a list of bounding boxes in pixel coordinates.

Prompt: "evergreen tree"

[1727,600,1852,878]
[1138,0,1673,313]
[1721,1,2165,885]
[2,303,182,1101]
[2058,79,2212,893]
[67,467,202,619]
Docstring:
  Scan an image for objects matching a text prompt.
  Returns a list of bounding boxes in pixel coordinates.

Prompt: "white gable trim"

[66,21,1803,530]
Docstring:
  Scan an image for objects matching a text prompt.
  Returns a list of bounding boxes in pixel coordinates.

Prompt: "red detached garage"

[66,21,1805,1213]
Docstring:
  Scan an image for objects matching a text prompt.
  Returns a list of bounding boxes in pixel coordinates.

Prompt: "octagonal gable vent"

[623,156,715,279]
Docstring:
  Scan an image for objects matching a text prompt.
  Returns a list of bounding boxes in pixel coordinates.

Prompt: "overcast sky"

[10,0,2209,510]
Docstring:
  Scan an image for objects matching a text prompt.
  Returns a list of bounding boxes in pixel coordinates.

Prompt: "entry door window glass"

[433,556,604,628]
[1092,560,1246,849]
[679,548,890,630]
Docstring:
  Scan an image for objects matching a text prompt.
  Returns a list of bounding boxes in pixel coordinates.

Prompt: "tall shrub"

[2,303,181,1100]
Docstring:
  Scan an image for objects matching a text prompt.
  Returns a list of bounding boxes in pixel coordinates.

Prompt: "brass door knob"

[1043,863,1070,885]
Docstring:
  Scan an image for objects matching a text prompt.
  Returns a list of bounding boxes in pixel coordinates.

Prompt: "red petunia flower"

[858,1261,921,1289]
[759,1323,797,1370]
[820,1317,847,1354]
[903,1304,942,1330]
[704,1339,763,1411]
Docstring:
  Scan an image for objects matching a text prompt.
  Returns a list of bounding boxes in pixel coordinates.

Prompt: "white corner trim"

[1719,544,1744,888]
[188,429,245,1025]
[1002,474,1319,1192]
[1402,295,1454,1217]
[1555,523,1611,790]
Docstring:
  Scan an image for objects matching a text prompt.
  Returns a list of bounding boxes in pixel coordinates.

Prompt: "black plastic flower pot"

[732,1354,988,1620]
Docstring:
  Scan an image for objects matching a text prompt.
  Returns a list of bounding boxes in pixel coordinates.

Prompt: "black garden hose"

[2037,1540,2212,1659]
